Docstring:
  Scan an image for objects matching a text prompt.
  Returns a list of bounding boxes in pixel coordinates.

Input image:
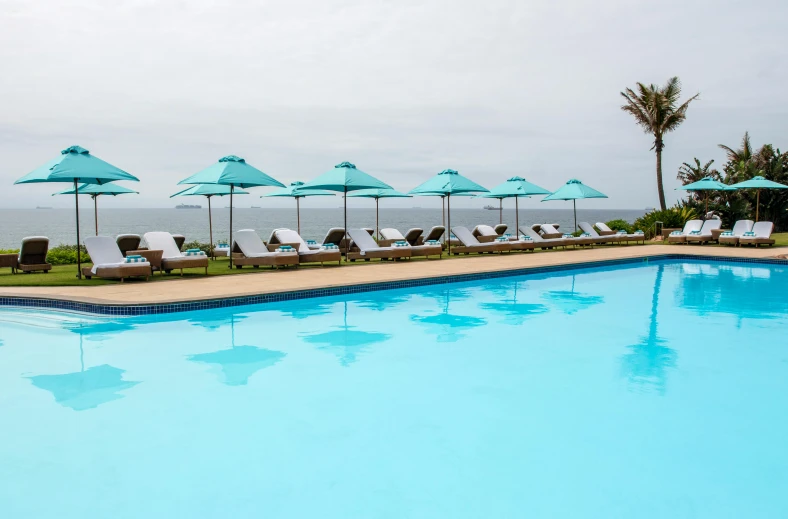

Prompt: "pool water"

[1,260,786,518]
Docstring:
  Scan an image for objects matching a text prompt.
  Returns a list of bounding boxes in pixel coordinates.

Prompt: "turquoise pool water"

[1,259,786,518]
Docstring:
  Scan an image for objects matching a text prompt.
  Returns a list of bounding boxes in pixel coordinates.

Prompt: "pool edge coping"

[1,253,786,316]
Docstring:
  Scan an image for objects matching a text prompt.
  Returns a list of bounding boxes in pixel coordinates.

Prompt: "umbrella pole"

[499,198,502,225]
[756,189,760,222]
[705,192,708,216]
[515,197,519,239]
[94,195,98,236]
[208,196,214,260]
[74,180,82,279]
[376,198,379,241]
[442,197,446,244]
[296,197,301,235]
[447,194,451,255]
[343,187,348,260]
[573,199,577,232]
[229,186,234,269]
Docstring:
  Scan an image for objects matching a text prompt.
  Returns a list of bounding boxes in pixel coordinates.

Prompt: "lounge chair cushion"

[473,225,497,237]
[143,232,184,259]
[740,221,774,241]
[494,224,508,235]
[404,228,423,245]
[380,228,406,241]
[234,230,281,258]
[731,220,754,236]
[85,236,150,275]
[273,228,311,253]
[424,226,445,242]
[347,228,393,255]
[452,227,482,246]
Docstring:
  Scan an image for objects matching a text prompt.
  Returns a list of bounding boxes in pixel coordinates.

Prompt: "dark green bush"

[633,206,699,239]
[604,219,633,234]
[0,248,19,255]
[46,244,90,265]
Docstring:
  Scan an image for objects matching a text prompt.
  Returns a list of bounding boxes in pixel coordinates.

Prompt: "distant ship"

[483,205,497,210]
[176,203,202,209]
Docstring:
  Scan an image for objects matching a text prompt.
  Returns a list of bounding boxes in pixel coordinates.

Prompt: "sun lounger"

[542,224,595,247]
[536,224,563,239]
[666,220,703,244]
[143,232,209,275]
[346,228,411,261]
[18,236,52,273]
[171,234,186,251]
[116,234,141,257]
[576,222,618,244]
[519,227,569,249]
[472,225,500,243]
[401,228,424,245]
[415,226,446,246]
[685,220,723,244]
[718,220,755,246]
[594,223,643,244]
[269,228,341,265]
[451,226,510,254]
[379,228,442,259]
[230,229,300,268]
[307,227,345,251]
[494,224,508,235]
[738,221,776,247]
[82,236,151,281]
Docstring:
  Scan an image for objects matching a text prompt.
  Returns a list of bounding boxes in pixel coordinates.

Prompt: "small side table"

[661,228,680,240]
[711,228,728,242]
[0,253,18,274]
[128,249,163,274]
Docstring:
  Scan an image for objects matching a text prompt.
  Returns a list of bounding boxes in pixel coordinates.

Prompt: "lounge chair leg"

[180,269,184,276]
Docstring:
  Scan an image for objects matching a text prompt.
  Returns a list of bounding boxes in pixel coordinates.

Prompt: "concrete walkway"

[1,244,786,305]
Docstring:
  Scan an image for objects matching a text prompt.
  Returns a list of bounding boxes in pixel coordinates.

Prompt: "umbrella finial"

[439,169,458,175]
[507,176,525,182]
[290,181,305,186]
[567,179,581,184]
[61,145,89,155]
[219,155,245,163]
[335,161,356,169]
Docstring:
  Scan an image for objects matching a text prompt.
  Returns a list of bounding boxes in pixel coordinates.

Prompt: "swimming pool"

[1,259,786,518]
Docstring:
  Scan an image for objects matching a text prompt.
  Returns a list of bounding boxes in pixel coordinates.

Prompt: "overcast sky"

[1,0,786,210]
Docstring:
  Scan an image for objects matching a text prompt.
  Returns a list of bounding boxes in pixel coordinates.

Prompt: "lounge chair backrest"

[751,221,774,238]
[266,229,279,245]
[731,220,754,236]
[531,224,543,231]
[494,224,508,235]
[273,228,309,252]
[380,228,405,241]
[473,225,497,237]
[424,226,445,242]
[404,228,423,245]
[578,222,600,237]
[116,234,141,256]
[452,227,480,246]
[233,229,269,256]
[19,236,49,264]
[681,220,703,235]
[595,222,613,233]
[540,224,562,235]
[322,228,345,245]
[699,220,722,234]
[85,236,124,266]
[348,228,380,251]
[143,232,183,259]
[520,227,545,242]
[172,234,186,251]
[364,228,374,236]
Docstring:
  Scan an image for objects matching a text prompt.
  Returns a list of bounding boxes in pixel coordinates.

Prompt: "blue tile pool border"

[1,253,786,316]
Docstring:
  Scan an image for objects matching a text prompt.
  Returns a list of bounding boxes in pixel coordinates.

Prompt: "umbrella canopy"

[14,145,139,278]
[263,181,336,235]
[410,169,488,253]
[478,176,550,232]
[676,176,736,215]
[300,162,393,257]
[171,184,249,258]
[178,155,285,268]
[347,188,412,239]
[54,182,138,236]
[728,176,788,221]
[542,179,608,231]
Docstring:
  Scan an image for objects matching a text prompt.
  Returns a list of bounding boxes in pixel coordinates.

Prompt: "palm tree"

[677,158,719,185]
[719,131,753,163]
[621,77,700,210]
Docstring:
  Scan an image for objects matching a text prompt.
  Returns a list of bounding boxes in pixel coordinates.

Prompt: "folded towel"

[393,240,410,247]
[276,247,297,253]
[426,239,440,245]
[321,243,339,250]
[126,254,143,259]
[217,242,228,248]
[306,239,317,245]
[743,231,755,236]
[562,233,573,238]
[520,235,531,241]
[617,230,626,234]
[495,236,508,242]
[186,248,201,253]
[720,231,734,236]
[670,230,682,235]
[184,250,206,256]
[689,230,701,235]
[125,256,146,263]
[634,230,644,235]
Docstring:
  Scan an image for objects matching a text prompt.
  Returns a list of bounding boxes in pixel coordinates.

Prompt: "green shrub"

[604,219,633,234]
[633,206,699,239]
[46,244,90,265]
[182,241,212,255]
[0,248,19,255]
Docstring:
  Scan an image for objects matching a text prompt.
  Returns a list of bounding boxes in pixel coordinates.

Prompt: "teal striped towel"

[670,230,682,235]
[393,240,409,247]
[217,242,228,248]
[617,230,626,234]
[306,240,317,245]
[562,233,573,238]
[581,233,591,237]
[743,231,755,236]
[426,239,439,245]
[520,235,531,241]
[634,230,644,235]
[125,256,146,263]
[321,244,339,250]
[184,250,206,256]
[720,231,734,236]
[495,236,508,242]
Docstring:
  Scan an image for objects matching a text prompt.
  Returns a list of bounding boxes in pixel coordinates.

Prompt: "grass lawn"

[1,234,785,287]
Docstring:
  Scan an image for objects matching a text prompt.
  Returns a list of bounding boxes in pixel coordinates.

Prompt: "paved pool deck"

[1,244,786,306]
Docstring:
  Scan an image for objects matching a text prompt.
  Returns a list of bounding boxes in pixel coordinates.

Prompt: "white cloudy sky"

[1,0,785,209]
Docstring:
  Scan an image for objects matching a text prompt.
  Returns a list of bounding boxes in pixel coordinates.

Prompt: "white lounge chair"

[83,236,151,281]
[739,221,776,247]
[450,226,510,254]
[519,226,568,249]
[718,220,755,246]
[472,225,499,243]
[666,220,703,244]
[379,228,442,259]
[231,229,299,269]
[594,222,643,244]
[416,226,446,245]
[685,220,722,244]
[542,224,594,247]
[269,228,341,265]
[143,231,209,275]
[307,227,346,250]
[346,228,410,261]
[577,222,618,244]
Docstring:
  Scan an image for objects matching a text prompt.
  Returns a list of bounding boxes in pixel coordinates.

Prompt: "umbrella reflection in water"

[479,280,548,325]
[410,287,486,342]
[541,274,604,315]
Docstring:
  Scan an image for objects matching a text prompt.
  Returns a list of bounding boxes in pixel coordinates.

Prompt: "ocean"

[0,208,647,249]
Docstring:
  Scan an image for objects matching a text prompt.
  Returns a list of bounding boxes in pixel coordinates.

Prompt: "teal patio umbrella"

[479,176,550,236]
[542,179,607,232]
[53,182,138,236]
[262,181,336,235]
[14,145,139,278]
[178,155,284,268]
[300,162,392,255]
[346,188,412,240]
[728,175,788,221]
[170,184,249,258]
[409,169,488,254]
[676,177,736,215]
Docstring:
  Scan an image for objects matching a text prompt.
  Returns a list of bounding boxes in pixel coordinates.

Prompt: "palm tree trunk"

[656,148,667,211]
